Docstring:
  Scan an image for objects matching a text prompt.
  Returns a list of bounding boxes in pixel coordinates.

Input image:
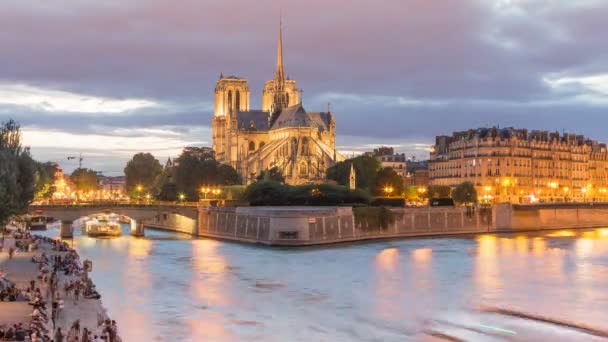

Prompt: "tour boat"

[28,216,47,231]
[85,217,122,238]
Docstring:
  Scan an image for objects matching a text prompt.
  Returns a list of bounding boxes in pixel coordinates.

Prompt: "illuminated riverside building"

[429,127,608,203]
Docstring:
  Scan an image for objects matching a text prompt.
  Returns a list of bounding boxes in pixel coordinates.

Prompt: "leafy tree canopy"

[326,156,381,189]
[428,185,452,199]
[452,181,478,205]
[70,168,99,193]
[34,162,59,200]
[0,119,36,226]
[173,147,240,200]
[124,152,163,192]
[371,167,404,196]
[256,166,285,183]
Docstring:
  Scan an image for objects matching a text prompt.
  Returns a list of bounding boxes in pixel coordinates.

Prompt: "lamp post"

[383,186,394,197]
[136,185,143,203]
[581,187,587,203]
[178,193,186,204]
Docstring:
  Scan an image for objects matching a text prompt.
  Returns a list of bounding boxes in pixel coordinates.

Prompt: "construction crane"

[67,153,83,169]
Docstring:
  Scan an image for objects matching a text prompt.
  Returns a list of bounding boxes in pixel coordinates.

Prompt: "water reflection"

[190,239,233,341]
[39,225,608,341]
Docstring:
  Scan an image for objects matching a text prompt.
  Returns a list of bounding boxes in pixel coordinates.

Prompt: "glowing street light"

[582,187,587,202]
[383,186,394,197]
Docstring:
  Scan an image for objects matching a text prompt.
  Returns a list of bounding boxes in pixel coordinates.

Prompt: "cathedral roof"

[271,104,331,131]
[237,110,270,131]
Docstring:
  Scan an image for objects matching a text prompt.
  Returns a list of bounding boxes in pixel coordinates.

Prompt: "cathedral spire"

[275,17,285,84]
[270,16,289,116]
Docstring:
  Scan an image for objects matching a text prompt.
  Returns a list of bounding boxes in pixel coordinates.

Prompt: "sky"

[1,0,608,175]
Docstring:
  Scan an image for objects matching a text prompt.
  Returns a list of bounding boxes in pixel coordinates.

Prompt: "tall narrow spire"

[270,15,289,117]
[275,17,285,83]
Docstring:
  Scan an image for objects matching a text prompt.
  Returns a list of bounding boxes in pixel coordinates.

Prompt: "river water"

[41,224,608,341]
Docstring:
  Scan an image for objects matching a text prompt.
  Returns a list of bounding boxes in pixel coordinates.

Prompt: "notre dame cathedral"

[212,24,343,184]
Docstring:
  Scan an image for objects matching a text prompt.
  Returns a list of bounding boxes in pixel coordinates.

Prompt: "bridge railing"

[30,201,201,208]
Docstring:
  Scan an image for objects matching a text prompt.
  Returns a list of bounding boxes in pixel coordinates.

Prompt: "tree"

[428,185,452,198]
[34,162,59,200]
[371,167,404,196]
[404,186,423,203]
[70,168,99,194]
[326,156,381,189]
[256,166,285,183]
[0,119,36,226]
[452,181,478,205]
[217,164,241,185]
[124,153,162,192]
[173,147,240,200]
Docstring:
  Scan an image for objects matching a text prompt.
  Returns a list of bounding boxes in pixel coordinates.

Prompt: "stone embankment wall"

[197,206,494,246]
[495,203,608,231]
[147,203,608,246]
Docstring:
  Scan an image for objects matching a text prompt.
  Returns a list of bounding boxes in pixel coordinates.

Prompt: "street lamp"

[383,186,394,197]
[136,185,143,203]
[145,193,151,204]
[582,187,587,203]
[200,187,211,199]
[178,193,186,203]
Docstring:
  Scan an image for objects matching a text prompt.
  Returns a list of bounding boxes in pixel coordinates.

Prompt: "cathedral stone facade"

[212,26,343,184]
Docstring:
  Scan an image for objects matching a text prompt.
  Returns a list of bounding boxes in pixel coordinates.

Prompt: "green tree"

[70,168,99,194]
[428,185,452,198]
[0,119,37,226]
[452,181,478,205]
[326,156,381,189]
[217,164,241,185]
[403,186,423,202]
[256,166,285,183]
[173,147,240,200]
[124,153,163,192]
[371,167,404,196]
[34,162,59,200]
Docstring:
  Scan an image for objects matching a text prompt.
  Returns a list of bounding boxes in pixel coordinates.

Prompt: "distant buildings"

[98,176,126,198]
[429,127,608,203]
[404,160,429,187]
[365,147,407,177]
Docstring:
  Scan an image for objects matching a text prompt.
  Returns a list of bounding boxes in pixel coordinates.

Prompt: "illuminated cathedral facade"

[212,25,343,184]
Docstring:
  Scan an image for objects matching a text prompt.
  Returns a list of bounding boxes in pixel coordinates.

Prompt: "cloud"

[0,83,159,114]
[2,0,608,174]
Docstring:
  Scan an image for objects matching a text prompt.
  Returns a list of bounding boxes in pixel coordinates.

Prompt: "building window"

[249,141,256,151]
[299,162,308,177]
[235,90,241,111]
[227,90,233,112]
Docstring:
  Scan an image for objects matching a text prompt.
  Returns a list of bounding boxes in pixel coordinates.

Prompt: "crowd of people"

[1,229,120,342]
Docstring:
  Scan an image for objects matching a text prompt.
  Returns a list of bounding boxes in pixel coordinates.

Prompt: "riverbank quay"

[1,230,120,341]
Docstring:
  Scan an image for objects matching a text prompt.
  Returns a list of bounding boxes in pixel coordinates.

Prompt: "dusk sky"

[1,0,607,175]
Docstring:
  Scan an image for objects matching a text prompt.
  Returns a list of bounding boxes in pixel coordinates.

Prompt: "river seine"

[42,224,608,341]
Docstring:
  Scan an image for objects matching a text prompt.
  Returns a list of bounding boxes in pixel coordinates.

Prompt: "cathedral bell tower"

[212,75,250,163]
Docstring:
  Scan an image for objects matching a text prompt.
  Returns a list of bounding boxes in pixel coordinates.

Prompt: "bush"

[370,197,405,207]
[353,207,395,231]
[244,181,371,206]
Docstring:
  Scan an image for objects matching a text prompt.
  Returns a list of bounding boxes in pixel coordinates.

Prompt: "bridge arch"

[29,204,200,238]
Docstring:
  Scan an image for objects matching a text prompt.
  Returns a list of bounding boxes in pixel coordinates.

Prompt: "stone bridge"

[29,203,200,238]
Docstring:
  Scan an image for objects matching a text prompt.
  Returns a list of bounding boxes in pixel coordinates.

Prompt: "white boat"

[85,217,122,237]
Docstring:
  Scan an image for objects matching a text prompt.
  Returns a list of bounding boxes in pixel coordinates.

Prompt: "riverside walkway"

[1,231,118,341]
